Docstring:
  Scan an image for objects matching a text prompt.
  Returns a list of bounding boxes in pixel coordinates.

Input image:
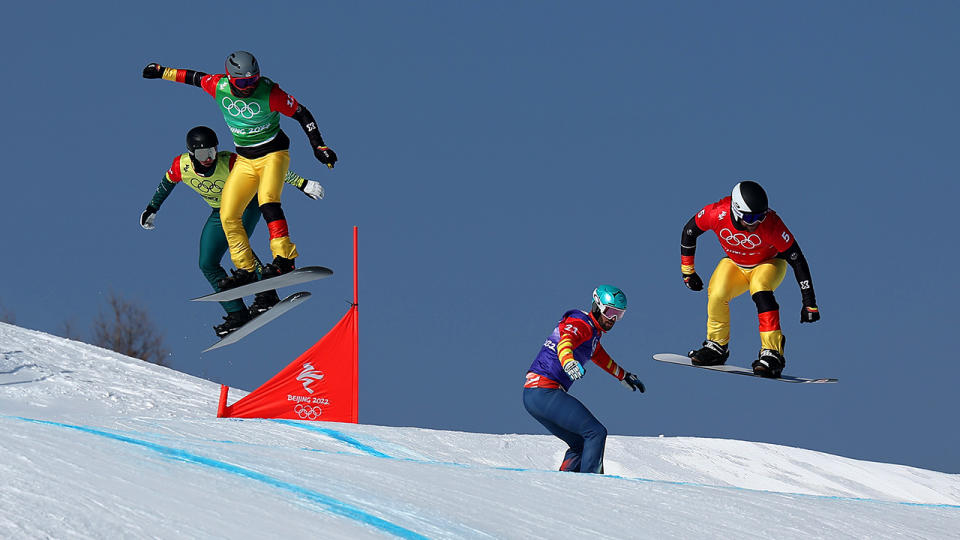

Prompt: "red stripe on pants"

[758,310,781,333]
[267,219,289,240]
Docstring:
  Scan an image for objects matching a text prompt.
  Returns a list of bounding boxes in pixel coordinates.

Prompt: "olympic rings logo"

[189,178,221,195]
[294,403,323,420]
[222,96,261,119]
[720,228,762,249]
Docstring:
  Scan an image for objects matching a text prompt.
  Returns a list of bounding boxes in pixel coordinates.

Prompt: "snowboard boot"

[249,290,281,318]
[217,268,258,291]
[214,310,252,338]
[753,335,786,378]
[689,340,730,366]
[752,349,785,378]
[261,255,296,280]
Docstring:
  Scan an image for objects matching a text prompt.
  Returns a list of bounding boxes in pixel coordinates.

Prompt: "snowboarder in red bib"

[142,51,337,291]
[680,181,820,378]
[523,286,645,474]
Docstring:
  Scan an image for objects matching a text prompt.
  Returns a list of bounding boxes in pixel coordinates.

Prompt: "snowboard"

[653,353,838,384]
[191,266,333,303]
[203,292,312,352]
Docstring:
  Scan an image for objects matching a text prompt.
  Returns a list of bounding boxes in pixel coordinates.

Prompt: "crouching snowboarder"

[522,285,644,473]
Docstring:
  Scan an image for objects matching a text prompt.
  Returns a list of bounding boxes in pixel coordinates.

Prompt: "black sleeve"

[777,241,816,305]
[680,216,705,257]
[180,69,207,87]
[291,104,326,149]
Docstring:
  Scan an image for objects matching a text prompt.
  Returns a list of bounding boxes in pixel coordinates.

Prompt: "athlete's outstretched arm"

[142,63,208,87]
[591,344,624,379]
[592,344,644,392]
[148,177,177,210]
[777,241,820,322]
[285,170,325,200]
[267,85,337,167]
[140,175,176,230]
[680,216,706,290]
[291,104,338,167]
[291,104,326,148]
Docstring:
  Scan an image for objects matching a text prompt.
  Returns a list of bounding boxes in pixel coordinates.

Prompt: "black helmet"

[186,126,218,153]
[730,181,769,225]
[186,126,219,166]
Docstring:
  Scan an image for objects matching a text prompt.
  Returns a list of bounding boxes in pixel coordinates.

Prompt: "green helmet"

[592,285,627,321]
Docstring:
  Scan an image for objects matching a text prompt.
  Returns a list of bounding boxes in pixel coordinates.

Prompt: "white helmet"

[731,181,769,225]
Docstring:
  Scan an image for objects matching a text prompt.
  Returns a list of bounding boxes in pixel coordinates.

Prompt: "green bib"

[176,151,233,208]
[215,77,281,147]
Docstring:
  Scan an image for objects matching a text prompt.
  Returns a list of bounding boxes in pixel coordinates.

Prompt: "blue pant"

[523,387,607,473]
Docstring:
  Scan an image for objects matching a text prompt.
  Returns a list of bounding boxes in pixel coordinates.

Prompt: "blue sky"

[2,2,957,473]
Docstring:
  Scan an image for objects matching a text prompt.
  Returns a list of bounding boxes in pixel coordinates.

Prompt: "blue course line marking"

[269,419,393,458]
[26,415,953,512]
[261,422,960,510]
[8,416,427,540]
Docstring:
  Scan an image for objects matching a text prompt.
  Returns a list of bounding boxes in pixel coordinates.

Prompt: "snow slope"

[1,322,957,539]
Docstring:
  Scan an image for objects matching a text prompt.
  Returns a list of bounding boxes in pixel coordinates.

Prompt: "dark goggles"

[229,74,260,89]
[192,147,217,162]
[741,210,768,225]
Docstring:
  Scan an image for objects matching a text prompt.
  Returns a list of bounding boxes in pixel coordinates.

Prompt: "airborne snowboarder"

[139,126,324,337]
[679,181,821,378]
[142,51,337,294]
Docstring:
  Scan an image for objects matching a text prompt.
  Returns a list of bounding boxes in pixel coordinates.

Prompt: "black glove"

[314,145,337,168]
[140,205,158,230]
[620,372,645,393]
[142,63,163,79]
[801,303,820,323]
[683,272,703,291]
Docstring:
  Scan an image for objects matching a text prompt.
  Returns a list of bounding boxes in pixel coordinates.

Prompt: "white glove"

[563,360,584,381]
[299,180,324,200]
[140,207,157,230]
[621,372,645,393]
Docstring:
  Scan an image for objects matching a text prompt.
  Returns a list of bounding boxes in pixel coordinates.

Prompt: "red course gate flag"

[217,227,360,423]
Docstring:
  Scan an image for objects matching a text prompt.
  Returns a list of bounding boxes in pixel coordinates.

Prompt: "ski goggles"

[597,304,626,322]
[740,210,768,225]
[229,74,260,89]
[192,147,217,162]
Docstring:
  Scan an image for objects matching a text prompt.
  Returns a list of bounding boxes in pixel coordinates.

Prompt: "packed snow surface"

[1,323,957,538]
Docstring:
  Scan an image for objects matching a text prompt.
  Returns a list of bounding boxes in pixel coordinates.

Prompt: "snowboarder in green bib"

[139,126,325,338]
[142,51,337,291]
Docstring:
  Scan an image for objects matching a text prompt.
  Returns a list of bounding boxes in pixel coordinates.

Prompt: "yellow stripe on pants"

[706,257,787,350]
[220,150,298,271]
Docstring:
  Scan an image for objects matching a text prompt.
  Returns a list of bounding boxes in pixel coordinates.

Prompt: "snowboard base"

[653,353,838,384]
[204,292,312,352]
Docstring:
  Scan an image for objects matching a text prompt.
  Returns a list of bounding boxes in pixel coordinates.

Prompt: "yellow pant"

[706,257,787,352]
[220,151,298,271]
